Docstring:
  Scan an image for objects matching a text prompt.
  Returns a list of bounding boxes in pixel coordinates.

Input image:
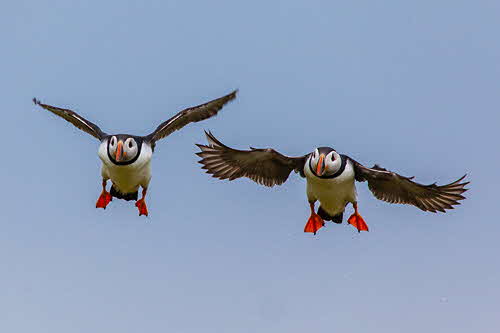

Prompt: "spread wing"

[350,158,469,213]
[145,90,237,144]
[196,131,308,187]
[33,98,106,140]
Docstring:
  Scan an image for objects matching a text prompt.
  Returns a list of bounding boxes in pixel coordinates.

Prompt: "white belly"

[304,159,357,216]
[98,141,153,194]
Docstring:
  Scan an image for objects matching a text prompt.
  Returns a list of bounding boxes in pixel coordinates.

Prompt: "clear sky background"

[1,1,499,332]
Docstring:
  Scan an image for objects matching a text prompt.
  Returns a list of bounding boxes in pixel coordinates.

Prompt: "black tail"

[110,185,138,201]
[317,206,343,224]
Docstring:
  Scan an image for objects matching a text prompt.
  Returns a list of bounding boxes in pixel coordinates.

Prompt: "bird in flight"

[197,131,469,234]
[34,90,237,216]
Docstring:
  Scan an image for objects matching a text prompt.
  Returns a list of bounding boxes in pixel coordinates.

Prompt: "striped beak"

[115,141,124,162]
[316,154,325,176]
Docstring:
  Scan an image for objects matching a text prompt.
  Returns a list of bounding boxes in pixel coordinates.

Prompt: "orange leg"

[96,179,112,209]
[347,202,369,233]
[304,202,325,235]
[135,188,149,217]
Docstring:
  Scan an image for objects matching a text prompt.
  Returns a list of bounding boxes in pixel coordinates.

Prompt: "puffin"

[33,90,237,216]
[196,131,469,234]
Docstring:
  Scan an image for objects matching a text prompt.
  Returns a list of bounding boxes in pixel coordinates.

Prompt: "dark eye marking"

[129,140,133,148]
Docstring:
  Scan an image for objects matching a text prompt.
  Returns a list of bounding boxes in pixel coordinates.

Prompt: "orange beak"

[316,154,325,176]
[115,141,123,162]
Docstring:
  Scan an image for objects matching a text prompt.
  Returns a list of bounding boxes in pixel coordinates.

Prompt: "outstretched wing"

[145,90,237,144]
[196,131,308,187]
[350,158,469,213]
[33,98,106,140]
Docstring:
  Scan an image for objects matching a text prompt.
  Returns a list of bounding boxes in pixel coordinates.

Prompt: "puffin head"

[107,135,142,165]
[309,147,342,177]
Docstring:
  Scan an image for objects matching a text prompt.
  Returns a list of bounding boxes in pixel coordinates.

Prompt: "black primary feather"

[196,131,308,187]
[349,157,469,213]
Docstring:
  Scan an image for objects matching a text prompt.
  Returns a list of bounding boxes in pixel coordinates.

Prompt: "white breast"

[303,158,357,216]
[97,140,153,194]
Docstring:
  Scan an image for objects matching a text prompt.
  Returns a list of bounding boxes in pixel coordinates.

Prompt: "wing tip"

[203,130,225,148]
[203,129,213,138]
[228,89,238,99]
[214,89,237,105]
[450,174,470,191]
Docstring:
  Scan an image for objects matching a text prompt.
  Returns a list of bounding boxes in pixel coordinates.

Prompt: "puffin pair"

[34,90,237,216]
[35,91,469,233]
[196,131,469,234]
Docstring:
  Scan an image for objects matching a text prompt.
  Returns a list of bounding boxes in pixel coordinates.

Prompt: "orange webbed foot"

[304,213,325,235]
[135,198,148,217]
[348,213,369,233]
[96,191,112,209]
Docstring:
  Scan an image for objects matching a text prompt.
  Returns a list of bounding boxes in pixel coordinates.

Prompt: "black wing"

[350,158,469,213]
[145,90,237,144]
[33,98,106,140]
[196,131,308,187]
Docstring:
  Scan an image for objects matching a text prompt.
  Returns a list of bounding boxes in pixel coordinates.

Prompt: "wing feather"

[146,90,237,144]
[196,131,308,187]
[351,158,469,213]
[33,98,106,140]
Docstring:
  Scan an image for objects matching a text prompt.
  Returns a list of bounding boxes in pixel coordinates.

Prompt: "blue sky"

[1,1,499,332]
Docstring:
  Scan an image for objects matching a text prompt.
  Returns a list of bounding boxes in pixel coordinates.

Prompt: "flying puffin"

[33,90,237,216]
[196,131,469,234]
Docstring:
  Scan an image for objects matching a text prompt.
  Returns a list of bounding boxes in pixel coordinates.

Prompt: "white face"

[108,136,139,163]
[310,148,342,177]
[123,137,139,161]
[108,135,118,157]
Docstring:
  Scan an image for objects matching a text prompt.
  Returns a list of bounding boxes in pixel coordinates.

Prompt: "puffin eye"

[110,137,116,147]
[128,140,133,149]
[331,154,335,161]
